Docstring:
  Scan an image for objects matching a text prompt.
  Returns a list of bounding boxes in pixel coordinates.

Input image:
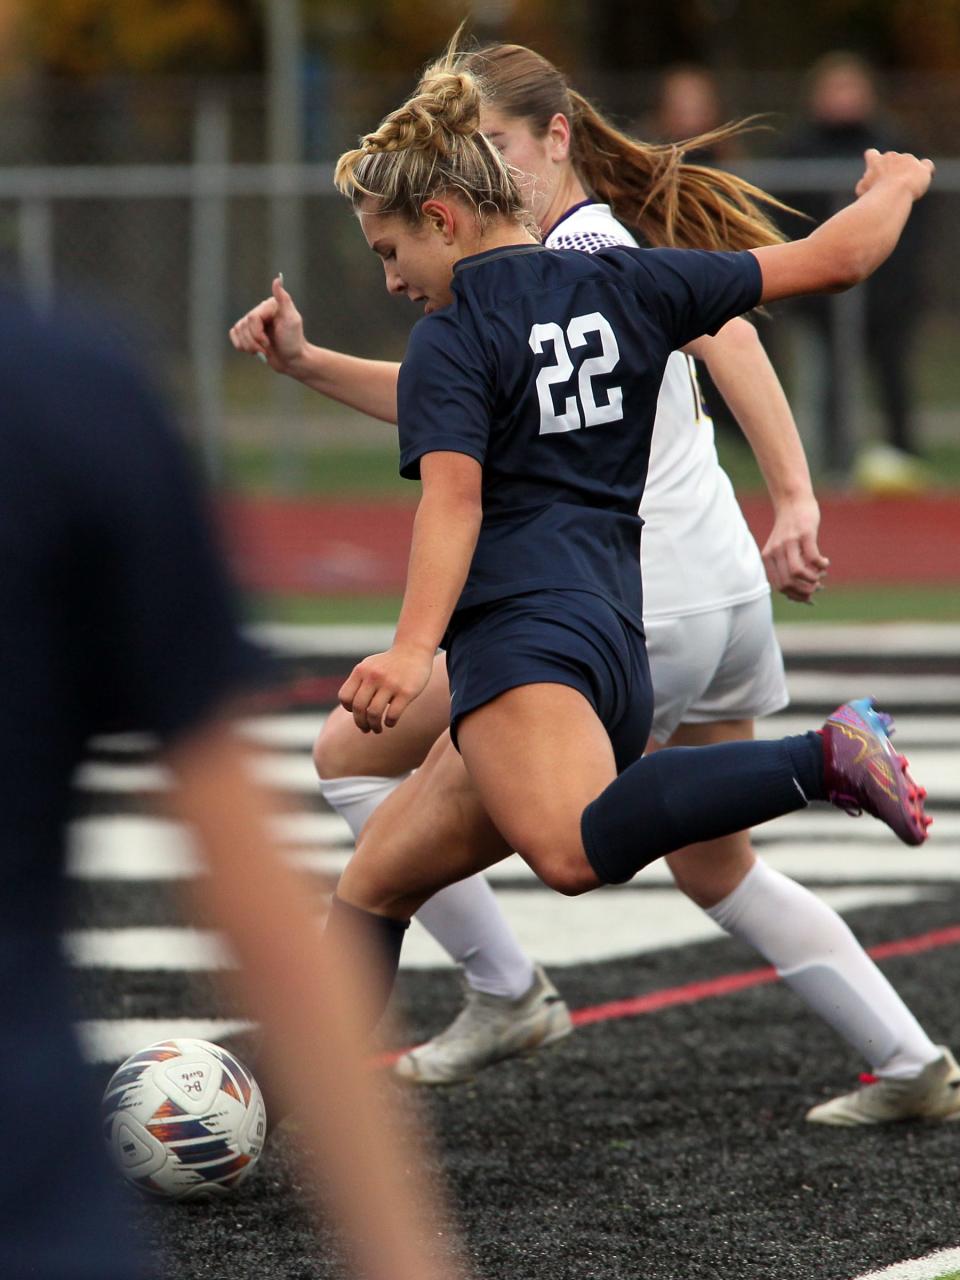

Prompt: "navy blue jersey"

[397,243,762,627]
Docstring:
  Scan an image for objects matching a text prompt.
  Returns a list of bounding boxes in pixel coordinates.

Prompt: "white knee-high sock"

[706,859,939,1079]
[317,774,535,999]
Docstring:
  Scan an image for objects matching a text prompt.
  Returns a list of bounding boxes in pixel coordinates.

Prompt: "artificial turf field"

[95,890,960,1280]
[72,626,960,1280]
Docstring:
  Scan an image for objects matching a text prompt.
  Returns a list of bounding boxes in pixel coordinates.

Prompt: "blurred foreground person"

[0,293,464,1280]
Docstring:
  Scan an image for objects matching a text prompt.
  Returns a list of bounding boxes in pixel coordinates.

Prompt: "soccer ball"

[102,1038,267,1200]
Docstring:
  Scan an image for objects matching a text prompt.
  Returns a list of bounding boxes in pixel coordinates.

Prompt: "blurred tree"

[590,0,960,71]
[303,0,584,77]
[25,0,261,75]
[890,0,960,68]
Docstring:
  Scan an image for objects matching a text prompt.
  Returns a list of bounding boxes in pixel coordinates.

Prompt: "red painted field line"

[376,923,960,1066]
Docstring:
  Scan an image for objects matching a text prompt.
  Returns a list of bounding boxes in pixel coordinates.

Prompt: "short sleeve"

[397,315,495,480]
[623,247,763,351]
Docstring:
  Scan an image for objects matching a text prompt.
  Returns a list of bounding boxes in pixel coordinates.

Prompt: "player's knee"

[313,710,362,780]
[522,834,598,897]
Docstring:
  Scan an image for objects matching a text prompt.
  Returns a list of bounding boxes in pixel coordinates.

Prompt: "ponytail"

[568,92,790,251]
[457,39,794,251]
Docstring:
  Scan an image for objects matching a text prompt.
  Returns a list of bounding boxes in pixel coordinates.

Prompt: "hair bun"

[356,70,481,160]
[416,69,482,137]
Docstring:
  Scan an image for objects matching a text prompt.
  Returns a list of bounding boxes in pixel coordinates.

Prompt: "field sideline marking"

[378,922,960,1064]
[572,923,960,1027]
[852,1246,960,1279]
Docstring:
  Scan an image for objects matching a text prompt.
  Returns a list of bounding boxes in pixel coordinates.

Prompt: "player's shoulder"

[546,201,640,252]
[402,302,489,378]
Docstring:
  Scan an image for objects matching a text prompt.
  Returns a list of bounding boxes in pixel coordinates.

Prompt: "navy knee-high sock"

[326,894,409,1028]
[581,732,824,884]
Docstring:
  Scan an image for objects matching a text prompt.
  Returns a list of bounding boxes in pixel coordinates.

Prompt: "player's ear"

[546,112,572,162]
[420,198,457,242]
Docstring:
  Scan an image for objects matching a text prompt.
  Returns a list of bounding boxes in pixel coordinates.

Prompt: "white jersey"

[545,202,769,620]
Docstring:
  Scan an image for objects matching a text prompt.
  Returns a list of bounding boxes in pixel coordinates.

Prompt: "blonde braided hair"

[335,62,531,231]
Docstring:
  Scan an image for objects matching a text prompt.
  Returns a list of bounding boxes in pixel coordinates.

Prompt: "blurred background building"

[1,0,958,499]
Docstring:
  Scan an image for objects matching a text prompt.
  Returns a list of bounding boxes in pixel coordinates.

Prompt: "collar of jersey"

[542,198,598,239]
[453,243,548,274]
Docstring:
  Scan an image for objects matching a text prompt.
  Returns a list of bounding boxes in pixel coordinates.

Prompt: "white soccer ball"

[102,1038,267,1200]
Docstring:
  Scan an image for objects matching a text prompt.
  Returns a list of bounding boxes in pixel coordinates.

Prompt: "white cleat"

[394,963,573,1086]
[806,1048,960,1126]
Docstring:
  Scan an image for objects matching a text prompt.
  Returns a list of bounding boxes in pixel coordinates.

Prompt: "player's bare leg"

[658,717,944,1112]
[314,651,451,781]
[337,731,513,920]
[456,684,618,895]
[334,732,574,1082]
[320,647,552,1009]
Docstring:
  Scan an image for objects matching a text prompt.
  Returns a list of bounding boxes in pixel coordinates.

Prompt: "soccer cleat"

[821,697,932,846]
[806,1048,960,1126]
[393,963,573,1086]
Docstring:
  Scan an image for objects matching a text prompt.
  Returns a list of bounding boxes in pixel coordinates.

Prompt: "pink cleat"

[821,697,932,846]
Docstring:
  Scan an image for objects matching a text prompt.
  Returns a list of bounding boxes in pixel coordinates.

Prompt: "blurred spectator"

[651,63,740,164]
[649,64,744,437]
[782,52,929,490]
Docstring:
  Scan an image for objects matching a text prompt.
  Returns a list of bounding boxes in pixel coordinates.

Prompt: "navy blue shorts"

[445,589,652,773]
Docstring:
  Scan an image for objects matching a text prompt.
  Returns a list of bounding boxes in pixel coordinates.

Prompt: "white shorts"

[646,594,789,744]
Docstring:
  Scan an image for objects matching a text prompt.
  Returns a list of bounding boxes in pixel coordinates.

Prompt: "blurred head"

[335,63,530,312]
[655,65,724,142]
[807,53,878,125]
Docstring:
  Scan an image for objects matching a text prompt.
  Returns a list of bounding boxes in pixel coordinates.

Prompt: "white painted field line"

[250,621,960,660]
[786,672,960,707]
[78,1019,256,1066]
[66,813,352,880]
[774,623,960,656]
[90,711,959,756]
[251,623,395,655]
[71,747,960,804]
[66,809,960,884]
[64,885,934,973]
[74,752,322,793]
[852,1245,960,1279]
[757,714,960,747]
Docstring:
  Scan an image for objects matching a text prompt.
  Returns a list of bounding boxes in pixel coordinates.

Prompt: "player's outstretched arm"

[752,149,934,303]
[685,319,828,603]
[166,721,466,1280]
[340,451,483,735]
[229,275,401,424]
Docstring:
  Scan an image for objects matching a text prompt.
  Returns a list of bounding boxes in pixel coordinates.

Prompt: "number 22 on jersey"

[528,311,623,436]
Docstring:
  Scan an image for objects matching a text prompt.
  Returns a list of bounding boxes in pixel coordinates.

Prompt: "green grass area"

[224,442,411,497]
[715,434,960,493]
[245,592,404,625]
[218,434,960,498]
[248,583,960,628]
[772,583,960,624]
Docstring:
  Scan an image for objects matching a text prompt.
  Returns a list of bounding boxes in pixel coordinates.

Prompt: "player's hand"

[339,644,436,734]
[761,495,829,605]
[228,276,306,373]
[855,148,935,202]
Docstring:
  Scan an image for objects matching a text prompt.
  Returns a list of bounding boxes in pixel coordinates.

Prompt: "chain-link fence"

[1,73,958,490]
